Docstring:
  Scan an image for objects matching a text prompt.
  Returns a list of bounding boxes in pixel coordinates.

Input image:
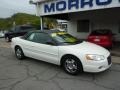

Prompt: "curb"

[111,55,120,64]
[111,53,120,57]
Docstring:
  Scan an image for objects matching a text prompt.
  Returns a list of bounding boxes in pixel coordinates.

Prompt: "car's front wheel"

[5,37,10,42]
[15,47,25,60]
[62,56,83,75]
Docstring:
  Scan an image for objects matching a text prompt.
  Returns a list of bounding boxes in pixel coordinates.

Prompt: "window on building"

[77,20,90,32]
[119,22,120,33]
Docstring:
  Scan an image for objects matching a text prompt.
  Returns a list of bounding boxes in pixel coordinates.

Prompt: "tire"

[5,37,10,42]
[62,56,83,75]
[15,47,25,60]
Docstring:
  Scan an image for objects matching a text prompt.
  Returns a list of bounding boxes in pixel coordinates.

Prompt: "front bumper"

[83,55,112,73]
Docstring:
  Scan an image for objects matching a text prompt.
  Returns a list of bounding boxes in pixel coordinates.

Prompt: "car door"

[21,32,37,58]
[22,32,59,65]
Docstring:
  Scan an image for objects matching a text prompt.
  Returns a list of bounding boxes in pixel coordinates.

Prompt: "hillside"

[0,13,57,30]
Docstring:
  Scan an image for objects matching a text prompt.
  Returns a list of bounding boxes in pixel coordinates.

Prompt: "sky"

[0,0,36,18]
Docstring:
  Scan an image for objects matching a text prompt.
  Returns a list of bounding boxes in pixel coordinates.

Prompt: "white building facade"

[33,0,120,41]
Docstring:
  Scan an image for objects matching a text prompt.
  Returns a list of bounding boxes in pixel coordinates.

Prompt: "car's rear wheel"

[15,47,25,60]
[62,56,83,75]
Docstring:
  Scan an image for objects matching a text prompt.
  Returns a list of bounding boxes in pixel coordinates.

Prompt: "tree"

[0,13,57,30]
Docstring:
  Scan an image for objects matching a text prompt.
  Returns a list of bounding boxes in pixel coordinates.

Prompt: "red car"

[87,29,114,48]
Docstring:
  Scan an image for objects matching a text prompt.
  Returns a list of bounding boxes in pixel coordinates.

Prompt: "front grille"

[107,55,111,65]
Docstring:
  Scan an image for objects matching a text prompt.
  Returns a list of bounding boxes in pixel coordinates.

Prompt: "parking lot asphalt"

[0,38,120,90]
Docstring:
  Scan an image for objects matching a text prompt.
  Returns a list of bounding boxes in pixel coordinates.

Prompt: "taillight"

[101,36,111,42]
[101,36,108,39]
[87,36,96,42]
[88,36,95,39]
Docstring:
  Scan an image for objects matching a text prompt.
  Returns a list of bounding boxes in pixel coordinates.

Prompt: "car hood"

[60,41,110,56]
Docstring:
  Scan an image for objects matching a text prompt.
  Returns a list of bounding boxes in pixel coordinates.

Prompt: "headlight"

[86,54,105,61]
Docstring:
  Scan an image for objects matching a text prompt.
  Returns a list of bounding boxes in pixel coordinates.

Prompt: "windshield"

[91,29,112,35]
[51,32,80,45]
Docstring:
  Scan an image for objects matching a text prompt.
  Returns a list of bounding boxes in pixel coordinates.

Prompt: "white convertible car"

[11,30,112,75]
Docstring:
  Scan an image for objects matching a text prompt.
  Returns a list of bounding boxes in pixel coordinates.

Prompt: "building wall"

[33,0,120,41]
[68,21,90,39]
[68,9,120,41]
[34,0,120,16]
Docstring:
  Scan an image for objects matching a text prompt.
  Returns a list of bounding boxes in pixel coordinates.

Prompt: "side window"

[20,26,35,32]
[14,26,20,32]
[26,32,53,44]
[77,20,90,32]
[27,33,35,41]
[33,33,53,44]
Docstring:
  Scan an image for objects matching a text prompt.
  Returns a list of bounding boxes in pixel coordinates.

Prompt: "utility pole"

[29,0,44,30]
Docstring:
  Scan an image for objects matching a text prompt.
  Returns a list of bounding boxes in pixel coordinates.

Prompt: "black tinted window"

[14,26,34,32]
[77,20,89,32]
[91,30,112,35]
[20,26,34,30]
